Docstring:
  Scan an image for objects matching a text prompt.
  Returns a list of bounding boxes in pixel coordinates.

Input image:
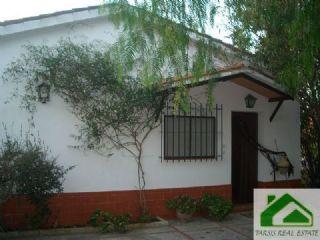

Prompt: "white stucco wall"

[0,9,301,193]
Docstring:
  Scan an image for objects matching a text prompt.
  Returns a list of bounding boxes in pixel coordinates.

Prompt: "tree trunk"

[136,153,147,215]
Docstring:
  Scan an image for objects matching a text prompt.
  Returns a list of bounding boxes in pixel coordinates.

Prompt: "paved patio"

[12,212,253,240]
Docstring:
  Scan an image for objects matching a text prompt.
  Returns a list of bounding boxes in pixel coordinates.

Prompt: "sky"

[0,0,231,43]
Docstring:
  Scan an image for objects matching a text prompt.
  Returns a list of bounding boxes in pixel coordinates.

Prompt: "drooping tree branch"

[104,1,232,110]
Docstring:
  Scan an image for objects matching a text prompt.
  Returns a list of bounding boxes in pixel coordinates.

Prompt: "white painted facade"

[0,7,301,193]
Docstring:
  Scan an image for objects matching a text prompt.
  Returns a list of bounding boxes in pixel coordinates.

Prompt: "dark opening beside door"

[232,112,258,204]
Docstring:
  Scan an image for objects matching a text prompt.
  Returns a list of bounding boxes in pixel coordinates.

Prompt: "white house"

[0,5,301,228]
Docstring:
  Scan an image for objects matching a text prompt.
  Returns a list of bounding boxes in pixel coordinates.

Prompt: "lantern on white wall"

[245,94,257,108]
[36,81,51,103]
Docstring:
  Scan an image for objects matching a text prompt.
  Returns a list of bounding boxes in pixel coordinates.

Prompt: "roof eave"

[165,67,293,102]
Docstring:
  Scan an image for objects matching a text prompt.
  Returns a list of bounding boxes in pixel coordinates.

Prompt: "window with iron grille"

[164,115,215,160]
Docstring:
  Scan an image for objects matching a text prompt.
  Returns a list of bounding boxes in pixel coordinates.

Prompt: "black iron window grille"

[161,97,223,162]
[164,115,215,160]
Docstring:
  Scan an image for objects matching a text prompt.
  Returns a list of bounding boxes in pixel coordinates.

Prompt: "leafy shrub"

[200,193,232,221]
[89,209,131,233]
[0,130,73,229]
[89,209,108,227]
[112,213,131,233]
[0,133,19,205]
[166,195,199,214]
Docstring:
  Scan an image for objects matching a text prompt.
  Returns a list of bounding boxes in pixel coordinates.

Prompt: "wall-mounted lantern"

[36,81,51,103]
[245,94,257,108]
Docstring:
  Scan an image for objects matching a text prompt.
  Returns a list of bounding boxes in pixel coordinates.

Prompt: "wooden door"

[232,112,258,204]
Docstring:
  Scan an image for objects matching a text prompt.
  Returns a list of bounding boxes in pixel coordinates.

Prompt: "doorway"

[232,112,258,204]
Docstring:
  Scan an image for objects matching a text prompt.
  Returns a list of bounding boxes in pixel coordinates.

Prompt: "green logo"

[260,193,313,227]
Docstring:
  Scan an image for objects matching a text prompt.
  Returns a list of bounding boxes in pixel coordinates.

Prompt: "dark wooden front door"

[232,112,258,204]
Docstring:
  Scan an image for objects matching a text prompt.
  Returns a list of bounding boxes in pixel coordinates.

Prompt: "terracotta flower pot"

[176,210,193,222]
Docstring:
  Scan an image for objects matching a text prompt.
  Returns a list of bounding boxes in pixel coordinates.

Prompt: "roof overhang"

[217,72,293,102]
[164,63,293,122]
[168,63,293,102]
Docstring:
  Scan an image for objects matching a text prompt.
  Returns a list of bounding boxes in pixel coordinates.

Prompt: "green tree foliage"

[0,129,71,230]
[3,40,167,214]
[104,0,222,106]
[226,0,320,187]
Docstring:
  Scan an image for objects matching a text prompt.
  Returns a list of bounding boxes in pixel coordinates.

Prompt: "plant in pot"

[200,193,232,221]
[166,195,199,222]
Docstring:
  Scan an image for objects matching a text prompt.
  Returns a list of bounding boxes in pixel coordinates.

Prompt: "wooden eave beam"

[268,96,292,102]
[269,100,284,122]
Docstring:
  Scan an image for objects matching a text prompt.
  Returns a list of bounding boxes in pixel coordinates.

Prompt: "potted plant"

[166,195,199,221]
[200,193,233,221]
